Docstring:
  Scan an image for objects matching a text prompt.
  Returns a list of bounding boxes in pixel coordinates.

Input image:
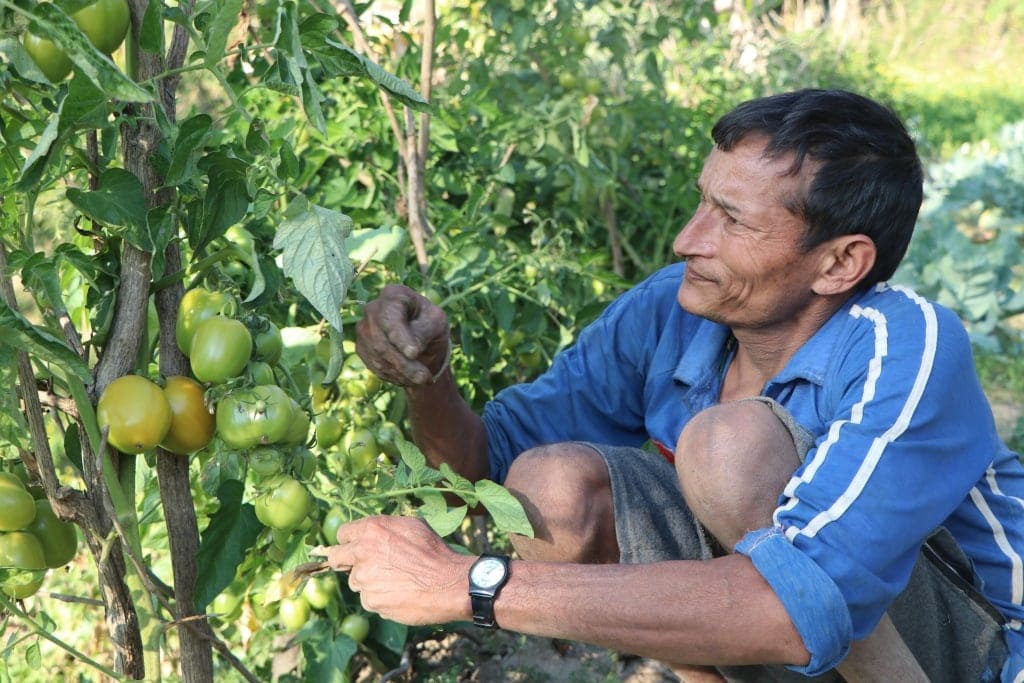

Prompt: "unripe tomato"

[282,399,311,447]
[339,354,381,398]
[211,588,243,622]
[160,376,215,455]
[0,478,36,532]
[0,531,46,599]
[190,316,253,384]
[315,415,345,449]
[278,595,311,631]
[287,449,316,480]
[72,0,130,54]
[175,288,237,356]
[246,360,276,386]
[302,574,336,610]
[23,500,77,568]
[320,507,347,545]
[254,475,311,531]
[340,613,370,643]
[216,384,294,450]
[97,375,172,454]
[22,32,72,82]
[342,427,379,474]
[376,421,404,461]
[248,447,283,478]
[251,318,283,366]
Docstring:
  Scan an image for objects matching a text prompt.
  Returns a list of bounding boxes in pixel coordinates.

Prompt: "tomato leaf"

[165,115,213,187]
[0,301,91,383]
[66,169,149,243]
[474,480,534,538]
[194,479,263,611]
[345,226,407,265]
[187,152,251,255]
[370,618,408,655]
[416,490,467,538]
[273,198,354,335]
[201,0,244,67]
[301,627,357,683]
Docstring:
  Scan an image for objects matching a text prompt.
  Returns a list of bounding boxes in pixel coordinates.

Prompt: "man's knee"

[675,400,802,549]
[503,442,617,563]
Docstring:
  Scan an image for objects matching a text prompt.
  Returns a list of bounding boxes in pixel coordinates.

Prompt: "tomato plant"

[189,317,253,384]
[71,0,130,54]
[97,375,172,454]
[249,317,283,365]
[23,500,78,568]
[21,32,72,82]
[160,376,215,455]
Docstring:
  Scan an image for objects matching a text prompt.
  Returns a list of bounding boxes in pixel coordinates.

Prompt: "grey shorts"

[587,397,1008,682]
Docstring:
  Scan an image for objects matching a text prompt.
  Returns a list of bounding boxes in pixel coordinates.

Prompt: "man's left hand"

[324,515,475,625]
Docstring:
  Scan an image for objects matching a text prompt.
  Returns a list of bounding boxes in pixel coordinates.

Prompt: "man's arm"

[326,515,811,668]
[356,284,490,482]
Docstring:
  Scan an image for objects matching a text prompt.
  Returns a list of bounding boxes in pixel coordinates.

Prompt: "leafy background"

[1,0,1023,680]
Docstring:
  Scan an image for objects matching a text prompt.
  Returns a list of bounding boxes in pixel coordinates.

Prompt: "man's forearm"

[405,370,490,482]
[491,554,810,667]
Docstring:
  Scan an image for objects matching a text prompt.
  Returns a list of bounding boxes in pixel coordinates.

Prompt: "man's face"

[673,136,828,331]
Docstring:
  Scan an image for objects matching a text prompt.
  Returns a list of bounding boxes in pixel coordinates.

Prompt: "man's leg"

[674,399,927,682]
[502,441,620,564]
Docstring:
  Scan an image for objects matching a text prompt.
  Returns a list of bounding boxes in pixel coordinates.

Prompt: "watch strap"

[468,553,511,629]
[470,593,499,628]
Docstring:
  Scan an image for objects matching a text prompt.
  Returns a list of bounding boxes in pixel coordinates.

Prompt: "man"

[324,89,1024,681]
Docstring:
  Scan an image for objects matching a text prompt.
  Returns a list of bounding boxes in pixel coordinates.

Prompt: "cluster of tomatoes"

[0,471,78,600]
[22,0,131,82]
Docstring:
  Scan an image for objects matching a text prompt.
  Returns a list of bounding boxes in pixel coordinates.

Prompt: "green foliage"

[894,122,1024,353]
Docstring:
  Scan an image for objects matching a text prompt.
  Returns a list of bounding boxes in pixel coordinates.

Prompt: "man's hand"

[324,515,474,625]
[356,284,450,386]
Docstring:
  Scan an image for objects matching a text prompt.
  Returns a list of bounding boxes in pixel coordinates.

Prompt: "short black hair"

[712,89,923,288]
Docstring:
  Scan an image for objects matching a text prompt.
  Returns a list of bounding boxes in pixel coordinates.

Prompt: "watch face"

[470,558,506,588]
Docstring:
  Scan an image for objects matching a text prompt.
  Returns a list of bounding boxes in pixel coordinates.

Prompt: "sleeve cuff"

[735,527,852,676]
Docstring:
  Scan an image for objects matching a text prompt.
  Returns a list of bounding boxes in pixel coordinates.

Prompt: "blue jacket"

[482,262,1024,678]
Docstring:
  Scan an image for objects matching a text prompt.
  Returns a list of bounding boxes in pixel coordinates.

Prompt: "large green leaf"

[474,479,534,538]
[272,198,353,334]
[194,479,263,611]
[0,347,29,451]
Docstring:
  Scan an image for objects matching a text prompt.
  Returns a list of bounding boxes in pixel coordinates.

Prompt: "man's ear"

[812,235,876,296]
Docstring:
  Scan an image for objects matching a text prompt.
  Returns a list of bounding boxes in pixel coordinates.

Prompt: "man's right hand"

[356,284,451,387]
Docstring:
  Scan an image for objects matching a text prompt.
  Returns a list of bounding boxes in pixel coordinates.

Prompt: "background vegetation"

[0,0,1022,680]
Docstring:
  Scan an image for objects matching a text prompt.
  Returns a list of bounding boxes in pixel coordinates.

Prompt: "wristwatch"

[468,553,511,629]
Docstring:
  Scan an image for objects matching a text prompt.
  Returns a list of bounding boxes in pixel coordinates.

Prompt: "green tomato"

[0,480,36,532]
[287,449,317,480]
[190,317,253,384]
[176,288,237,356]
[22,32,72,82]
[0,532,46,599]
[281,398,311,447]
[315,415,345,449]
[302,574,336,610]
[216,385,294,450]
[278,595,311,631]
[248,447,283,478]
[23,500,77,568]
[72,0,130,54]
[211,588,243,622]
[251,318,283,365]
[254,476,311,531]
[246,360,277,387]
[342,427,379,474]
[321,507,347,545]
[340,613,370,644]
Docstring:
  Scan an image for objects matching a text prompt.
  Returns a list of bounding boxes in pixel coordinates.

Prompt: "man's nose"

[673,207,713,258]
